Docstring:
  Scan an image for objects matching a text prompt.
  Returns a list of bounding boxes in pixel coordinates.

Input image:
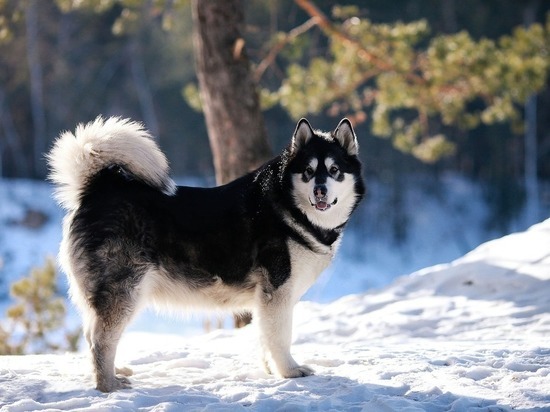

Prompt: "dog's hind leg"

[84,277,140,392]
[85,308,134,392]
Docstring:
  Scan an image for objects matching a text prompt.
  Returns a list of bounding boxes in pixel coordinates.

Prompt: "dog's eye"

[329,165,339,175]
[304,166,314,176]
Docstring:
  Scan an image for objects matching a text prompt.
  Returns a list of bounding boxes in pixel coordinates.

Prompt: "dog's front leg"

[254,288,314,378]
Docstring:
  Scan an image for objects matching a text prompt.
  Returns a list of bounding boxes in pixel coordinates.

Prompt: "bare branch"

[293,0,393,71]
[254,17,319,83]
[293,0,425,85]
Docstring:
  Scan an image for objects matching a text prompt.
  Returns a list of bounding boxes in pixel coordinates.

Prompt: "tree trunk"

[440,0,458,33]
[191,0,271,185]
[0,86,29,177]
[130,37,159,137]
[192,0,272,328]
[25,0,47,177]
[523,0,541,225]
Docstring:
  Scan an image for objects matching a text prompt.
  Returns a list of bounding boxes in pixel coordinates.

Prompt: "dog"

[47,116,365,392]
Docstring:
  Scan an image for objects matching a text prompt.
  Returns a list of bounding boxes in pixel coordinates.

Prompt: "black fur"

[69,134,364,314]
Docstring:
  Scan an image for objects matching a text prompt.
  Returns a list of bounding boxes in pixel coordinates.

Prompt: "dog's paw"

[96,375,132,392]
[281,364,315,378]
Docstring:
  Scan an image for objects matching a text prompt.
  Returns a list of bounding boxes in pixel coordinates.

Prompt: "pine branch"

[254,17,319,83]
[294,0,403,74]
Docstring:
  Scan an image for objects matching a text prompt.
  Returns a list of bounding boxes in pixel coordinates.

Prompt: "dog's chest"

[286,238,339,300]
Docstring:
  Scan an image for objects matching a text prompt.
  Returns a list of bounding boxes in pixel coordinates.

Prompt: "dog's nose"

[313,184,327,199]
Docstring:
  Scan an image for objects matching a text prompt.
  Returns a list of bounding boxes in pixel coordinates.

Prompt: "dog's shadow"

[128,374,384,409]
[120,373,515,410]
[19,372,527,411]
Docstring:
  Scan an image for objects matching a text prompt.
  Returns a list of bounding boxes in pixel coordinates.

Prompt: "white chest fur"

[286,237,340,302]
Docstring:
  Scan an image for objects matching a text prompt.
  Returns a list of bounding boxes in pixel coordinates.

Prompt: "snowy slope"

[1,220,549,411]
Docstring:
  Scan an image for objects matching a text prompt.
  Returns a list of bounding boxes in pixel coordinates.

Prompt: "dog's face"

[288,118,364,229]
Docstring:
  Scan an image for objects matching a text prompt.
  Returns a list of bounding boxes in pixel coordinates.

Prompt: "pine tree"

[273,0,550,162]
[0,259,81,355]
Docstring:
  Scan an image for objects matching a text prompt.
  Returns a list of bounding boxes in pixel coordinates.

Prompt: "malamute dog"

[47,117,364,392]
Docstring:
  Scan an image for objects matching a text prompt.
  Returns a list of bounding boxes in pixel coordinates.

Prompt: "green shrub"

[0,258,81,355]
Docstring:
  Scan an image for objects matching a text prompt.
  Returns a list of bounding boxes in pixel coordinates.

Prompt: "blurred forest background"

[1,0,549,234]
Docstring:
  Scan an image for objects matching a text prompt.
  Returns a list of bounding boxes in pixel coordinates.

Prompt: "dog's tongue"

[315,200,329,211]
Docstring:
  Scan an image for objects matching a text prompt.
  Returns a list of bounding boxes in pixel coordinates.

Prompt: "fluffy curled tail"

[47,116,176,211]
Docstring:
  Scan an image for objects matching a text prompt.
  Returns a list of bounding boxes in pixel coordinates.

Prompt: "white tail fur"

[47,116,176,211]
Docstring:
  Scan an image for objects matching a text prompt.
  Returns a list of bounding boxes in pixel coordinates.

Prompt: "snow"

[1,205,550,410]
[0,180,63,299]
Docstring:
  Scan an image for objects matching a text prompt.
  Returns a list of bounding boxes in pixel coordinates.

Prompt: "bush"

[0,258,81,355]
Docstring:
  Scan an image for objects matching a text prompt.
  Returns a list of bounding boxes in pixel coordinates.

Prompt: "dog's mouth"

[310,197,338,211]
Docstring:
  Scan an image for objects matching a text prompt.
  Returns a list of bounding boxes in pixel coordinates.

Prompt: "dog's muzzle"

[311,184,337,211]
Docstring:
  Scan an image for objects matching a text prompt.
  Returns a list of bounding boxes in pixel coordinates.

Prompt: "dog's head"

[288,118,364,229]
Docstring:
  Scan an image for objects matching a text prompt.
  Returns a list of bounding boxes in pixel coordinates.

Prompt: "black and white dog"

[47,117,365,392]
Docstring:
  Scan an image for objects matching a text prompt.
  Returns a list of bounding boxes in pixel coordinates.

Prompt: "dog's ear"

[291,118,313,154]
[334,118,359,156]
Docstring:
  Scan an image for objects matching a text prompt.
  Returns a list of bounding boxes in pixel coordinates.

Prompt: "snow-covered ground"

[1,214,549,410]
